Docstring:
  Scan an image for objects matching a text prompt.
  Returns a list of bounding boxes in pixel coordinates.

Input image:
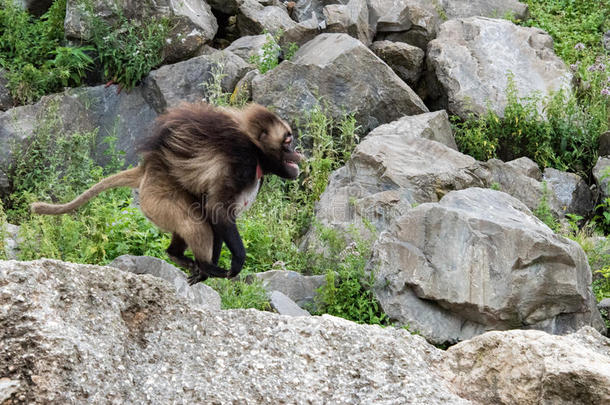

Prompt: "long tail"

[30,166,143,215]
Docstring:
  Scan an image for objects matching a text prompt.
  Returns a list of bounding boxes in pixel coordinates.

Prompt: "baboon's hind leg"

[166,233,196,273]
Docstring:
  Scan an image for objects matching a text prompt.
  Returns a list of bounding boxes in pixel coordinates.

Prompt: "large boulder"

[593,156,610,199]
[225,35,272,63]
[438,0,529,20]
[0,85,157,169]
[108,255,221,311]
[252,33,428,133]
[370,40,425,88]
[441,327,610,404]
[372,0,441,50]
[142,50,249,113]
[64,0,217,62]
[237,0,298,36]
[427,17,571,119]
[0,259,470,404]
[370,188,605,344]
[323,0,374,45]
[543,168,595,217]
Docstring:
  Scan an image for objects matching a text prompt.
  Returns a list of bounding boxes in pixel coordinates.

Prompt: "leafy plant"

[206,278,271,311]
[249,29,298,74]
[312,229,388,325]
[0,0,94,104]
[86,5,168,90]
[533,182,559,232]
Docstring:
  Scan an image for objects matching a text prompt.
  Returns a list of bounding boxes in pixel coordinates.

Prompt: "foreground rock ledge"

[0,259,466,404]
[2,259,609,404]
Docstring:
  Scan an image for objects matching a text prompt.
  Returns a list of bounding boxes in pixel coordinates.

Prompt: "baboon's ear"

[259,130,269,140]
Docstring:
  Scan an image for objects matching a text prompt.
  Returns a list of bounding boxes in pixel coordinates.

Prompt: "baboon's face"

[254,112,303,180]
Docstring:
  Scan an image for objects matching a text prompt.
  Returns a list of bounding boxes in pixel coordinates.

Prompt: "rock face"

[323,0,373,45]
[237,0,298,36]
[253,33,428,132]
[64,0,217,62]
[428,17,571,118]
[543,168,594,217]
[0,259,470,404]
[142,50,249,113]
[593,157,610,199]
[108,255,221,311]
[370,188,605,344]
[0,85,157,169]
[438,0,529,20]
[370,40,425,88]
[2,85,157,168]
[441,327,610,404]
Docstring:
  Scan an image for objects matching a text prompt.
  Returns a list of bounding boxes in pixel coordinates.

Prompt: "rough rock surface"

[323,0,373,45]
[0,259,471,404]
[543,168,595,217]
[108,255,221,311]
[245,270,327,308]
[593,156,610,199]
[370,188,605,344]
[505,156,542,180]
[0,85,157,169]
[237,0,298,36]
[441,327,610,405]
[373,0,440,50]
[64,0,217,62]
[225,35,272,63]
[142,50,249,113]
[439,0,529,20]
[253,33,428,132]
[370,40,425,88]
[428,17,571,118]
[268,290,311,316]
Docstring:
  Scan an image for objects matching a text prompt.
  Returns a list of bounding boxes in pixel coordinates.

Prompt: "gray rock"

[3,224,20,260]
[0,169,8,197]
[438,0,529,20]
[142,50,249,113]
[323,0,374,45]
[281,16,322,46]
[292,0,348,23]
[303,112,481,247]
[252,33,428,133]
[476,158,564,217]
[0,69,13,111]
[108,255,221,311]
[225,35,273,63]
[0,85,157,169]
[428,17,571,119]
[599,298,610,309]
[246,270,327,308]
[237,0,298,36]
[370,40,425,88]
[0,259,471,404]
[268,290,311,316]
[374,0,441,50]
[593,157,610,198]
[603,30,610,51]
[505,156,542,180]
[0,378,21,403]
[232,69,260,104]
[64,0,217,62]
[440,327,610,405]
[370,188,605,344]
[543,168,595,217]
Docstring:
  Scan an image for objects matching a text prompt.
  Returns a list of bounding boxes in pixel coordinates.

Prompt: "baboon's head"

[244,104,303,180]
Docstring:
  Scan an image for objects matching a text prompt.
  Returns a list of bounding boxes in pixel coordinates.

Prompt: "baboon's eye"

[260,131,268,139]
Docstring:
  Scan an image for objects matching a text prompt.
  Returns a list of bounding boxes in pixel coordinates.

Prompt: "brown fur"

[30,102,302,283]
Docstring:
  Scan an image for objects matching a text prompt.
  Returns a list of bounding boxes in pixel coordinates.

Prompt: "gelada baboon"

[31,102,303,284]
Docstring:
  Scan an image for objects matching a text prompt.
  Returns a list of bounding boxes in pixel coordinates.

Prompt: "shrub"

[0,0,93,104]
[86,4,168,90]
[249,29,298,74]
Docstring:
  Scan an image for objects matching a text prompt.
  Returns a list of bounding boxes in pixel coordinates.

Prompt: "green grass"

[0,0,93,104]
